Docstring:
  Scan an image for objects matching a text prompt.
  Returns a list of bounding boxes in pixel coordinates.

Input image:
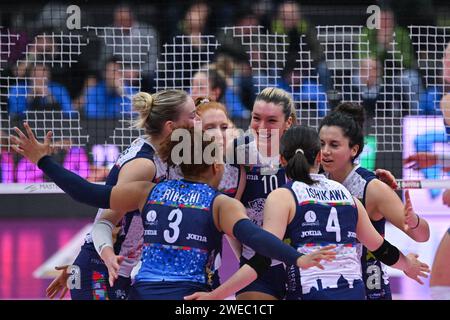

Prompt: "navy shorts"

[69,246,131,300]
[236,257,287,300]
[287,279,366,300]
[129,281,210,300]
[365,282,392,300]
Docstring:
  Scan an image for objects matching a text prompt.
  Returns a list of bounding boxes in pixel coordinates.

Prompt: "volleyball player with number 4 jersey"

[230,88,398,300]
[185,125,429,300]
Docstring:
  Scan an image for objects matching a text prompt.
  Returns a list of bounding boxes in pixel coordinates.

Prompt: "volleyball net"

[0,2,449,195]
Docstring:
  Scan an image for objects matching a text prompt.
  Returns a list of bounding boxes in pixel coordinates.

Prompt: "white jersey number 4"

[326,207,341,242]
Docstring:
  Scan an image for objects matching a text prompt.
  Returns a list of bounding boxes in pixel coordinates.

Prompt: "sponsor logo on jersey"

[347,231,357,238]
[146,210,157,222]
[144,230,157,236]
[186,233,207,243]
[302,210,320,227]
[300,230,323,238]
[146,210,158,226]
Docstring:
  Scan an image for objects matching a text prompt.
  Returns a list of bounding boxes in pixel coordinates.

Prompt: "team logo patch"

[304,211,317,223]
[146,210,157,222]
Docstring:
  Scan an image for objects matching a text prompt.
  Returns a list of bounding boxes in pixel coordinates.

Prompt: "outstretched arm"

[355,197,430,285]
[190,193,335,300]
[10,122,152,212]
[215,195,302,266]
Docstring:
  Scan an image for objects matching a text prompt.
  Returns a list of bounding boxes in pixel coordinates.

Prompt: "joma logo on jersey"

[300,230,323,238]
[347,231,357,238]
[186,233,207,242]
[144,230,157,236]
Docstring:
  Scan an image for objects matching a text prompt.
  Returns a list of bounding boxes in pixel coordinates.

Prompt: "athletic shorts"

[69,246,131,300]
[236,257,287,300]
[286,279,366,300]
[129,281,210,300]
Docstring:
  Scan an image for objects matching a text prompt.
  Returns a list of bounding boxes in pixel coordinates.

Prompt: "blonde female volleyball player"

[43,90,196,299]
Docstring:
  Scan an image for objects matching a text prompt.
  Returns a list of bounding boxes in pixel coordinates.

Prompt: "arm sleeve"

[233,218,302,266]
[37,155,112,208]
[91,219,115,256]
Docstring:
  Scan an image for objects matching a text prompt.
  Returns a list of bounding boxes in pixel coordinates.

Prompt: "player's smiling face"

[250,101,291,148]
[319,125,358,175]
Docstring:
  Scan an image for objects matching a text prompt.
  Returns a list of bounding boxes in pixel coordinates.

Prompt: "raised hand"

[297,245,337,270]
[10,122,53,164]
[375,169,398,190]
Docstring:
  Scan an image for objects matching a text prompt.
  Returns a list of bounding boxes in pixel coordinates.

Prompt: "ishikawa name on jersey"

[284,174,362,297]
[135,179,222,287]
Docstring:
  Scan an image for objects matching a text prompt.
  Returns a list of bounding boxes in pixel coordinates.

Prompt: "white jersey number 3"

[326,207,341,242]
[164,208,183,243]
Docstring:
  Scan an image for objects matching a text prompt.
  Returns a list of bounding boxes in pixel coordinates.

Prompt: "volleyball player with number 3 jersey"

[39,90,196,299]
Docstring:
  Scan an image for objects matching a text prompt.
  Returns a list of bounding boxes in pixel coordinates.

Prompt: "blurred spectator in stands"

[9,23,89,104]
[98,4,159,91]
[34,2,69,30]
[11,27,56,80]
[347,57,382,118]
[164,1,212,90]
[247,0,273,31]
[177,1,210,41]
[8,61,73,119]
[216,10,259,112]
[361,7,423,102]
[79,56,138,120]
[277,57,328,118]
[419,42,450,115]
[0,23,28,70]
[191,63,250,129]
[271,1,330,92]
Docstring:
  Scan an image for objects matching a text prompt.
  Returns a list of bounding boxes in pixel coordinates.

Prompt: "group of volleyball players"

[11,86,432,300]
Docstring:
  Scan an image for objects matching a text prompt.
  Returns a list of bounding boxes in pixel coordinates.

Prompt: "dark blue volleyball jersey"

[136,179,223,286]
[83,137,169,277]
[283,174,362,297]
[336,164,390,300]
[232,136,287,260]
